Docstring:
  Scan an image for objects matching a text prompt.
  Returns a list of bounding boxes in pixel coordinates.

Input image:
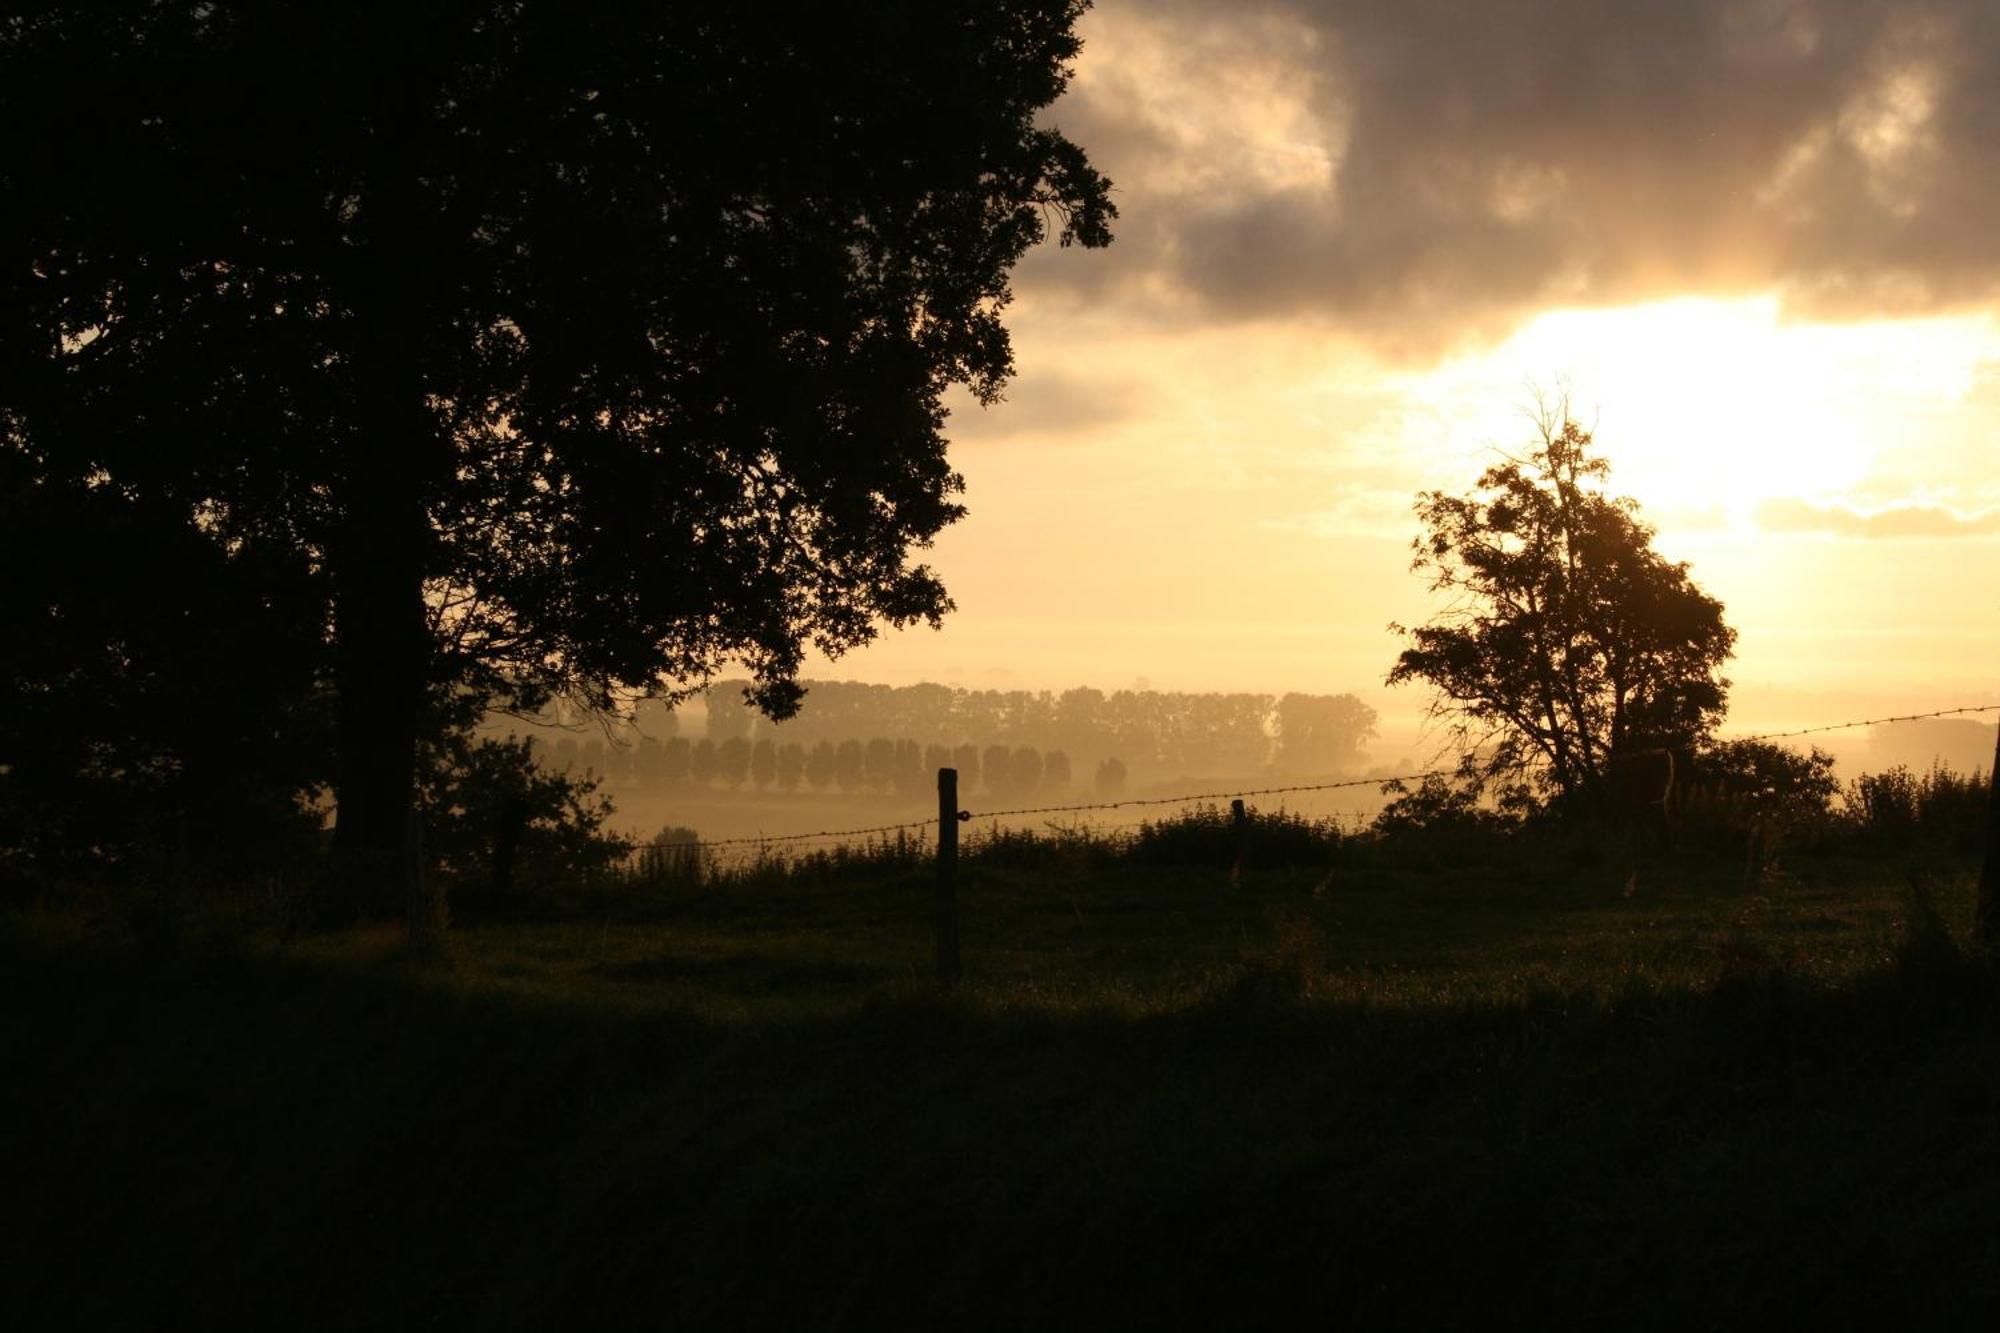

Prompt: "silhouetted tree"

[894,739,925,794]
[633,697,680,739]
[691,739,720,788]
[718,736,752,789]
[805,741,837,792]
[1274,693,1379,774]
[924,743,952,779]
[419,733,629,916]
[776,742,805,792]
[662,737,693,787]
[704,690,756,744]
[983,745,1013,796]
[953,744,982,790]
[750,739,778,790]
[863,738,897,792]
[1043,749,1072,791]
[633,736,663,786]
[598,739,632,782]
[1388,409,1735,811]
[1095,756,1127,797]
[834,740,865,792]
[0,2,1112,918]
[1011,747,1043,796]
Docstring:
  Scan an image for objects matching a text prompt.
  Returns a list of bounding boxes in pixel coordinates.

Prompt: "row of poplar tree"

[526,733,1126,800]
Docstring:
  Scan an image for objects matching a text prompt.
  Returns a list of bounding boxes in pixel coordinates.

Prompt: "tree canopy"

[0,1,1113,913]
[1387,410,1736,812]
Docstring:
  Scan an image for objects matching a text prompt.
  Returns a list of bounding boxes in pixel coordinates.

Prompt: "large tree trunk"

[326,268,435,927]
[323,136,449,936]
[1976,719,2000,947]
[327,479,431,924]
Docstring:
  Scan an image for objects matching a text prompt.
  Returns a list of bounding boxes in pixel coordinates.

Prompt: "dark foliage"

[1845,764,1989,853]
[1125,804,1345,872]
[0,461,330,898]
[0,0,1113,911]
[419,732,630,917]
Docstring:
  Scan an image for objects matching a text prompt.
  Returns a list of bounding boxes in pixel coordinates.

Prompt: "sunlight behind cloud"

[1400,296,2000,521]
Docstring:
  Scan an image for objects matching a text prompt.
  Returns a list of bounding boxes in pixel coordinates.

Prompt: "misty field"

[8,826,2000,1330]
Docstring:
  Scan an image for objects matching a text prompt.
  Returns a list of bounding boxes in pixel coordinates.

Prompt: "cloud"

[1261,489,1421,538]
[943,368,1140,441]
[1754,497,2000,537]
[1039,0,2000,352]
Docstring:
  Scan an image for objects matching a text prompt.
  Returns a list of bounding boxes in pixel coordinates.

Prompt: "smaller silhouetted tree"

[1011,746,1043,796]
[894,739,925,794]
[805,741,837,791]
[1043,749,1072,792]
[777,742,805,791]
[835,739,865,791]
[924,743,951,778]
[718,736,752,788]
[633,697,679,739]
[983,745,1013,795]
[751,739,778,790]
[662,736,692,786]
[1095,756,1127,797]
[704,687,755,743]
[1388,407,1734,813]
[954,743,981,789]
[863,737,897,791]
[635,736,666,786]
[691,738,720,787]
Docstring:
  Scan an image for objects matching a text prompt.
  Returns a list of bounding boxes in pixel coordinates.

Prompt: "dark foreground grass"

[6,849,2000,1328]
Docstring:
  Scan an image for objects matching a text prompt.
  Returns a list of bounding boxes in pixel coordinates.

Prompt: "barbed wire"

[1724,703,2000,744]
[957,771,1451,823]
[640,817,934,853]
[632,701,2000,857]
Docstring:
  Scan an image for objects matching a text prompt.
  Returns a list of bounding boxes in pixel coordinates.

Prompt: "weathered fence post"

[1230,798,1248,885]
[1977,719,2000,946]
[937,767,962,987]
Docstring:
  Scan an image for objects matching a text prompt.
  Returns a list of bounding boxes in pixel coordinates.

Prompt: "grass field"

[7,832,2000,1328]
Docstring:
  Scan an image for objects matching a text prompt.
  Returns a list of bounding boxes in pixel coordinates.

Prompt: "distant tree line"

[623,680,1378,781]
[528,733,1109,801]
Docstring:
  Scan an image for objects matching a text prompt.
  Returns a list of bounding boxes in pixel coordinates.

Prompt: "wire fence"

[619,700,2000,868]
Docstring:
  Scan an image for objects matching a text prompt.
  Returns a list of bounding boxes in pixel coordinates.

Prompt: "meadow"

[7,809,1999,1328]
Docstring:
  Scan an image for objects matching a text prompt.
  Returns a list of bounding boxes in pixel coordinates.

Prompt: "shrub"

[1836,762,1987,854]
[1126,804,1342,872]
[420,734,632,916]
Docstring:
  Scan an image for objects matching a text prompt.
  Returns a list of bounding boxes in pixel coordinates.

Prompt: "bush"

[629,826,704,884]
[420,734,632,916]
[1126,804,1342,872]
[1675,740,1840,858]
[1843,763,1987,853]
[1372,775,1516,840]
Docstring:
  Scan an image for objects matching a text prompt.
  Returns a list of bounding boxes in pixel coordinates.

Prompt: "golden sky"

[808,0,2000,741]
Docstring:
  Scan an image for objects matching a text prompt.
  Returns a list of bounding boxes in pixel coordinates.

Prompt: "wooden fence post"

[1230,798,1248,885]
[937,767,962,988]
[1976,719,2000,946]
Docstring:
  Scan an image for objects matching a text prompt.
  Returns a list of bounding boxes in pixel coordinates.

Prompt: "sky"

[807,0,2000,746]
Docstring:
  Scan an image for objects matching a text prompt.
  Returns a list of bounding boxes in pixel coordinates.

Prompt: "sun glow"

[1402,295,2000,523]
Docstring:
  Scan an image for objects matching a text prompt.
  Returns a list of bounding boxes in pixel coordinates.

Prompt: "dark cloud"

[1755,497,2000,537]
[1043,0,2000,348]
